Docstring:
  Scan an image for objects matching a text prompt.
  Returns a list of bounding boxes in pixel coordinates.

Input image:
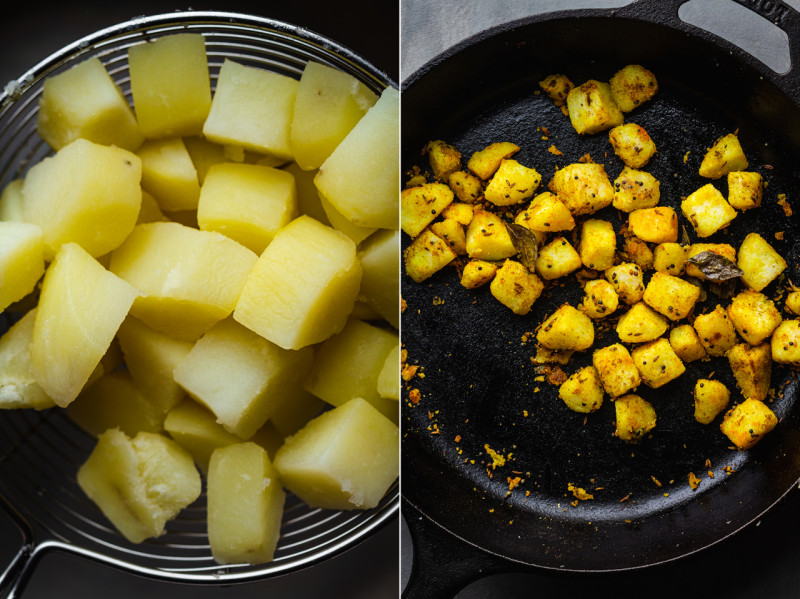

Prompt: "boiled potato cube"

[460,260,498,289]
[128,33,211,139]
[0,310,55,410]
[403,228,457,283]
[136,137,201,211]
[609,65,658,112]
[314,87,398,229]
[727,342,771,402]
[37,56,143,151]
[727,290,782,345]
[669,324,707,362]
[616,301,668,343]
[612,166,660,212]
[536,237,582,280]
[720,398,777,450]
[581,279,619,319]
[448,170,484,203]
[684,243,737,280]
[207,442,286,564]
[643,272,700,321]
[77,429,201,543]
[579,219,616,271]
[465,210,516,260]
[681,183,737,238]
[605,262,645,305]
[174,318,313,439]
[268,387,326,438]
[614,394,656,443]
[515,191,574,232]
[425,140,462,180]
[110,222,258,341]
[608,123,656,168]
[484,159,541,206]
[137,191,168,224]
[699,133,748,179]
[737,232,786,292]
[623,237,654,272]
[693,305,738,357]
[558,366,603,413]
[357,229,400,329]
[0,222,44,312]
[566,80,624,134]
[0,179,24,222]
[628,206,678,244]
[430,219,466,256]
[401,182,454,238]
[318,191,377,244]
[631,337,685,388]
[467,142,519,180]
[653,243,688,276]
[291,61,377,170]
[377,345,400,400]
[771,319,800,365]
[549,163,614,216]
[22,138,142,260]
[539,74,574,106]
[593,343,641,398]
[273,397,398,510]
[164,399,242,473]
[490,259,544,315]
[31,243,137,407]
[727,171,762,211]
[694,379,730,424]
[537,304,594,351]
[183,136,227,185]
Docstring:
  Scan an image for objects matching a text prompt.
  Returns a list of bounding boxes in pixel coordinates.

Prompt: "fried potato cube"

[693,305,738,356]
[727,171,762,211]
[681,183,737,238]
[653,243,687,276]
[669,324,707,362]
[558,366,603,413]
[631,337,685,388]
[684,243,737,280]
[643,272,701,320]
[786,291,800,315]
[549,163,614,215]
[614,394,656,443]
[400,182,454,238]
[593,343,641,397]
[628,206,678,244]
[623,237,654,272]
[403,228,457,283]
[460,260,498,289]
[579,219,616,271]
[536,237,582,280]
[771,319,800,365]
[699,133,748,179]
[616,302,668,343]
[465,210,517,260]
[720,398,777,450]
[448,170,483,203]
[605,262,645,305]
[430,219,467,255]
[737,232,787,292]
[441,202,473,225]
[581,279,619,319]
[694,379,730,424]
[531,345,574,365]
[609,65,658,112]
[727,342,772,402]
[566,80,624,135]
[539,74,574,106]
[612,166,660,212]
[514,191,575,232]
[484,159,541,206]
[425,140,462,180]
[727,290,782,345]
[608,123,657,168]
[467,141,520,180]
[537,304,595,351]
[490,259,544,315]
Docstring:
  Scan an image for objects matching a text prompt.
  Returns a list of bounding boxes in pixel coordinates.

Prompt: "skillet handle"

[402,500,512,599]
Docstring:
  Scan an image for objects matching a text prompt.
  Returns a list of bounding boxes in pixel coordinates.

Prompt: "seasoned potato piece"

[537,304,595,351]
[612,166,660,212]
[593,343,641,398]
[566,80,624,135]
[536,237,582,280]
[631,337,685,388]
[693,305,738,357]
[484,159,542,206]
[623,237,654,271]
[643,272,701,321]
[490,260,544,315]
[403,228,457,283]
[653,243,687,275]
[720,398,777,450]
[614,394,656,443]
[699,133,748,179]
[737,232,786,292]
[465,210,516,260]
[694,379,730,424]
[609,65,658,112]
[605,262,645,305]
[616,302,668,343]
[785,291,800,315]
[608,123,657,168]
[539,74,574,106]
[400,182,454,238]
[579,219,616,271]
[727,342,771,402]
[515,191,575,232]
[628,206,678,244]
[460,260,498,289]
[771,319,800,365]
[681,184,737,238]
[425,140,462,180]
[531,345,574,365]
[467,142,520,180]
[669,324,707,363]
[448,170,483,203]
[684,243,737,280]
[727,171,762,211]
[430,219,467,256]
[441,202,473,225]
[581,279,619,319]
[549,163,614,216]
[727,290,782,345]
[558,366,603,413]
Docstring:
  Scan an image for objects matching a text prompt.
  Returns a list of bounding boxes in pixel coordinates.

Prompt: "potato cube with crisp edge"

[643,272,700,321]
[608,123,656,168]
[467,142,519,180]
[681,184,737,238]
[581,279,619,319]
[579,219,616,271]
[614,394,656,443]
[628,206,678,244]
[490,260,543,315]
[612,166,660,212]
[539,74,574,106]
[441,202,473,226]
[631,337,685,388]
[536,237,582,280]
[699,133,748,179]
[559,366,603,413]
[448,170,483,203]
[484,159,541,206]
[720,398,777,450]
[549,163,614,216]
[728,342,771,402]
[693,305,738,357]
[400,182,454,238]
[737,232,786,292]
[653,243,688,276]
[605,262,645,305]
[404,228,457,284]
[727,290,782,345]
[465,210,516,260]
[623,237,654,272]
[616,302,668,343]
[425,140,462,180]
[461,260,498,289]
[694,379,730,424]
[771,319,800,365]
[609,65,658,112]
[566,80,624,135]
[537,304,594,351]
[727,171,762,211]
[430,220,466,256]
[514,192,574,232]
[669,324,707,362]
[593,344,641,398]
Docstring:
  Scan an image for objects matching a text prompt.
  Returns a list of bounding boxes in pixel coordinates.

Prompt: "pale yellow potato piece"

[314,87,399,230]
[208,442,286,564]
[136,137,201,211]
[267,386,326,438]
[31,243,138,407]
[183,136,227,184]
[0,179,24,222]
[136,191,168,224]
[377,344,400,400]
[357,229,399,329]
[318,191,377,244]
[128,33,211,139]
[233,215,361,350]
[0,310,56,410]
[0,222,44,312]
[274,397,398,510]
[282,162,330,226]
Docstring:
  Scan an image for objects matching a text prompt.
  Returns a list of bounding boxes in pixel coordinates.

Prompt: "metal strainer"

[0,11,397,597]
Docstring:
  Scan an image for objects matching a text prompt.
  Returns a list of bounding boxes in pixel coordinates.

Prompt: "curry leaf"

[506,223,539,271]
[687,250,743,281]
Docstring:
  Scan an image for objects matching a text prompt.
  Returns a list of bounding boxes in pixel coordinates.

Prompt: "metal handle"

[0,495,39,599]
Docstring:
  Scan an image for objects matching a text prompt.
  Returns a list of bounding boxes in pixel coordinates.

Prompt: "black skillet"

[401,1,800,596]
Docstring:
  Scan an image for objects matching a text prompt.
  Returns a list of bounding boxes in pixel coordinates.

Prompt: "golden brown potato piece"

[514,191,574,232]
[448,170,483,203]
[628,206,678,244]
[669,324,707,363]
[652,243,687,276]
[612,166,660,212]
[467,142,520,180]
[693,305,738,357]
[738,233,786,292]
[727,342,772,402]
[720,398,777,450]
[605,262,645,305]
[579,219,616,271]
[403,228,456,283]
[616,302,668,344]
[623,236,654,272]
[566,80,624,135]
[771,319,800,365]
[535,237,582,281]
[614,394,656,443]
[484,159,541,206]
[608,123,656,168]
[537,304,594,351]
[726,290,782,346]
[643,272,700,321]
[681,183,737,238]
[489,260,544,315]
[727,171,762,211]
[593,343,641,398]
[425,140,462,180]
[581,279,619,319]
[539,74,574,107]
[558,366,603,413]
[609,65,658,112]
[693,379,730,424]
[400,182,454,238]
[549,163,614,216]
[631,337,685,388]
[699,132,748,179]
[460,260,498,289]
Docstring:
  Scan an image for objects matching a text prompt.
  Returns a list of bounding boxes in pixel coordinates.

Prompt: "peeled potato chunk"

[0,310,56,410]
[357,229,400,329]
[136,137,201,211]
[0,222,45,312]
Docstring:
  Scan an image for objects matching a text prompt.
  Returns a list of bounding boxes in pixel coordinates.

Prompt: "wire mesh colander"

[0,11,397,597]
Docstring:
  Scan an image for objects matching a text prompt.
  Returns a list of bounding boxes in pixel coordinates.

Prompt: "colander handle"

[0,543,41,599]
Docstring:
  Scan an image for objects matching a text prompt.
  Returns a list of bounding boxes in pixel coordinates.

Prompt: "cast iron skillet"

[402,1,800,596]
